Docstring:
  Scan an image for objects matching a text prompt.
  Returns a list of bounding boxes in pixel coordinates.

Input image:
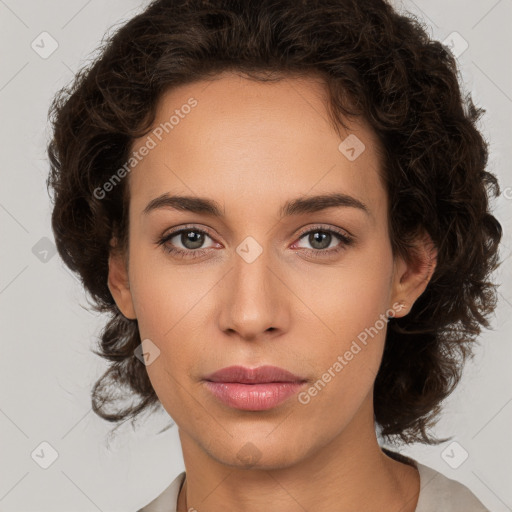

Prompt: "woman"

[46,0,502,510]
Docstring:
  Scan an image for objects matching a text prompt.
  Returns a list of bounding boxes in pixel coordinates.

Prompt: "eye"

[157,226,217,259]
[292,225,354,257]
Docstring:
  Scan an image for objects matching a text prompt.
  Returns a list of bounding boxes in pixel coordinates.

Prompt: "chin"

[202,430,312,471]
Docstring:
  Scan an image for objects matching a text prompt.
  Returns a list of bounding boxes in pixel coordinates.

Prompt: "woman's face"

[109,72,431,469]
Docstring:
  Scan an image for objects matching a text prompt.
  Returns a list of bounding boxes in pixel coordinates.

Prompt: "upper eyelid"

[295,224,352,239]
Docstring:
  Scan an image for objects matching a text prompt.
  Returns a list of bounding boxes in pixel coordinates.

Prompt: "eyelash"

[156,224,354,260]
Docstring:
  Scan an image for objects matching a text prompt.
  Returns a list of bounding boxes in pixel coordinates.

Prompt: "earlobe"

[390,232,437,318]
[107,245,137,320]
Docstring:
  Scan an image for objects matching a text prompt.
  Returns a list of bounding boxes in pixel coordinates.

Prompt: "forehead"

[128,72,386,221]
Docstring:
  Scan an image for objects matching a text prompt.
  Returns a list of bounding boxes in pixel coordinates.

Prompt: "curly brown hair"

[46,0,503,445]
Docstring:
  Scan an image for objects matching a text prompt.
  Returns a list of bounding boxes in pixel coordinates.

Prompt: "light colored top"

[137,456,489,512]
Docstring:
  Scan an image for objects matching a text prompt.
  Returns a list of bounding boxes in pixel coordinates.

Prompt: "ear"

[389,231,437,318]
[107,239,137,320]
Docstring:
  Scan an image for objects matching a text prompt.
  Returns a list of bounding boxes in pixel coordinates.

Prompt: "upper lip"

[204,365,306,384]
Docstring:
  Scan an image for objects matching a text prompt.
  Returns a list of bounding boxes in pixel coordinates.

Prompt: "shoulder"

[381,448,489,512]
[414,460,489,512]
[136,471,186,512]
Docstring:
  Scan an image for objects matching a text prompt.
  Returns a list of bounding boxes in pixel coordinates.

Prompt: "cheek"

[296,242,394,397]
[126,248,220,399]
[297,238,394,343]
[128,242,210,338]
[127,257,202,412]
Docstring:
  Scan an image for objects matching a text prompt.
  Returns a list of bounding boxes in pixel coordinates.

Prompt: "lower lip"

[204,381,305,411]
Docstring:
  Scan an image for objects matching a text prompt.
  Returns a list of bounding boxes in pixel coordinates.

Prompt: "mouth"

[203,365,308,411]
[204,364,306,384]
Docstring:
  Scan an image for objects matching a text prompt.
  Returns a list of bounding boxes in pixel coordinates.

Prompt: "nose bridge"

[235,239,271,296]
[220,236,285,338]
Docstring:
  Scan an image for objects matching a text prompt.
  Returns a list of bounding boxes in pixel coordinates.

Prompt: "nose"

[217,244,289,341]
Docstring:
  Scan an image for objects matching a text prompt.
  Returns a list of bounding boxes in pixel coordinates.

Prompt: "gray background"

[0,0,511,510]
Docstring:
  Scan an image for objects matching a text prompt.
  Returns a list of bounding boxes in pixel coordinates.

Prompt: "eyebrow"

[142,192,370,218]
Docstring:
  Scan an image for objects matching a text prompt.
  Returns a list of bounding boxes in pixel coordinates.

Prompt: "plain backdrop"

[0,0,511,510]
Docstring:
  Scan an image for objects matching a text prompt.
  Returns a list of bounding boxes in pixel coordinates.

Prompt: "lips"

[204,365,306,384]
[203,365,307,411]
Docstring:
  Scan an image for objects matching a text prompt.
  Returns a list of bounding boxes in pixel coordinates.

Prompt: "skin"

[108,71,437,512]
